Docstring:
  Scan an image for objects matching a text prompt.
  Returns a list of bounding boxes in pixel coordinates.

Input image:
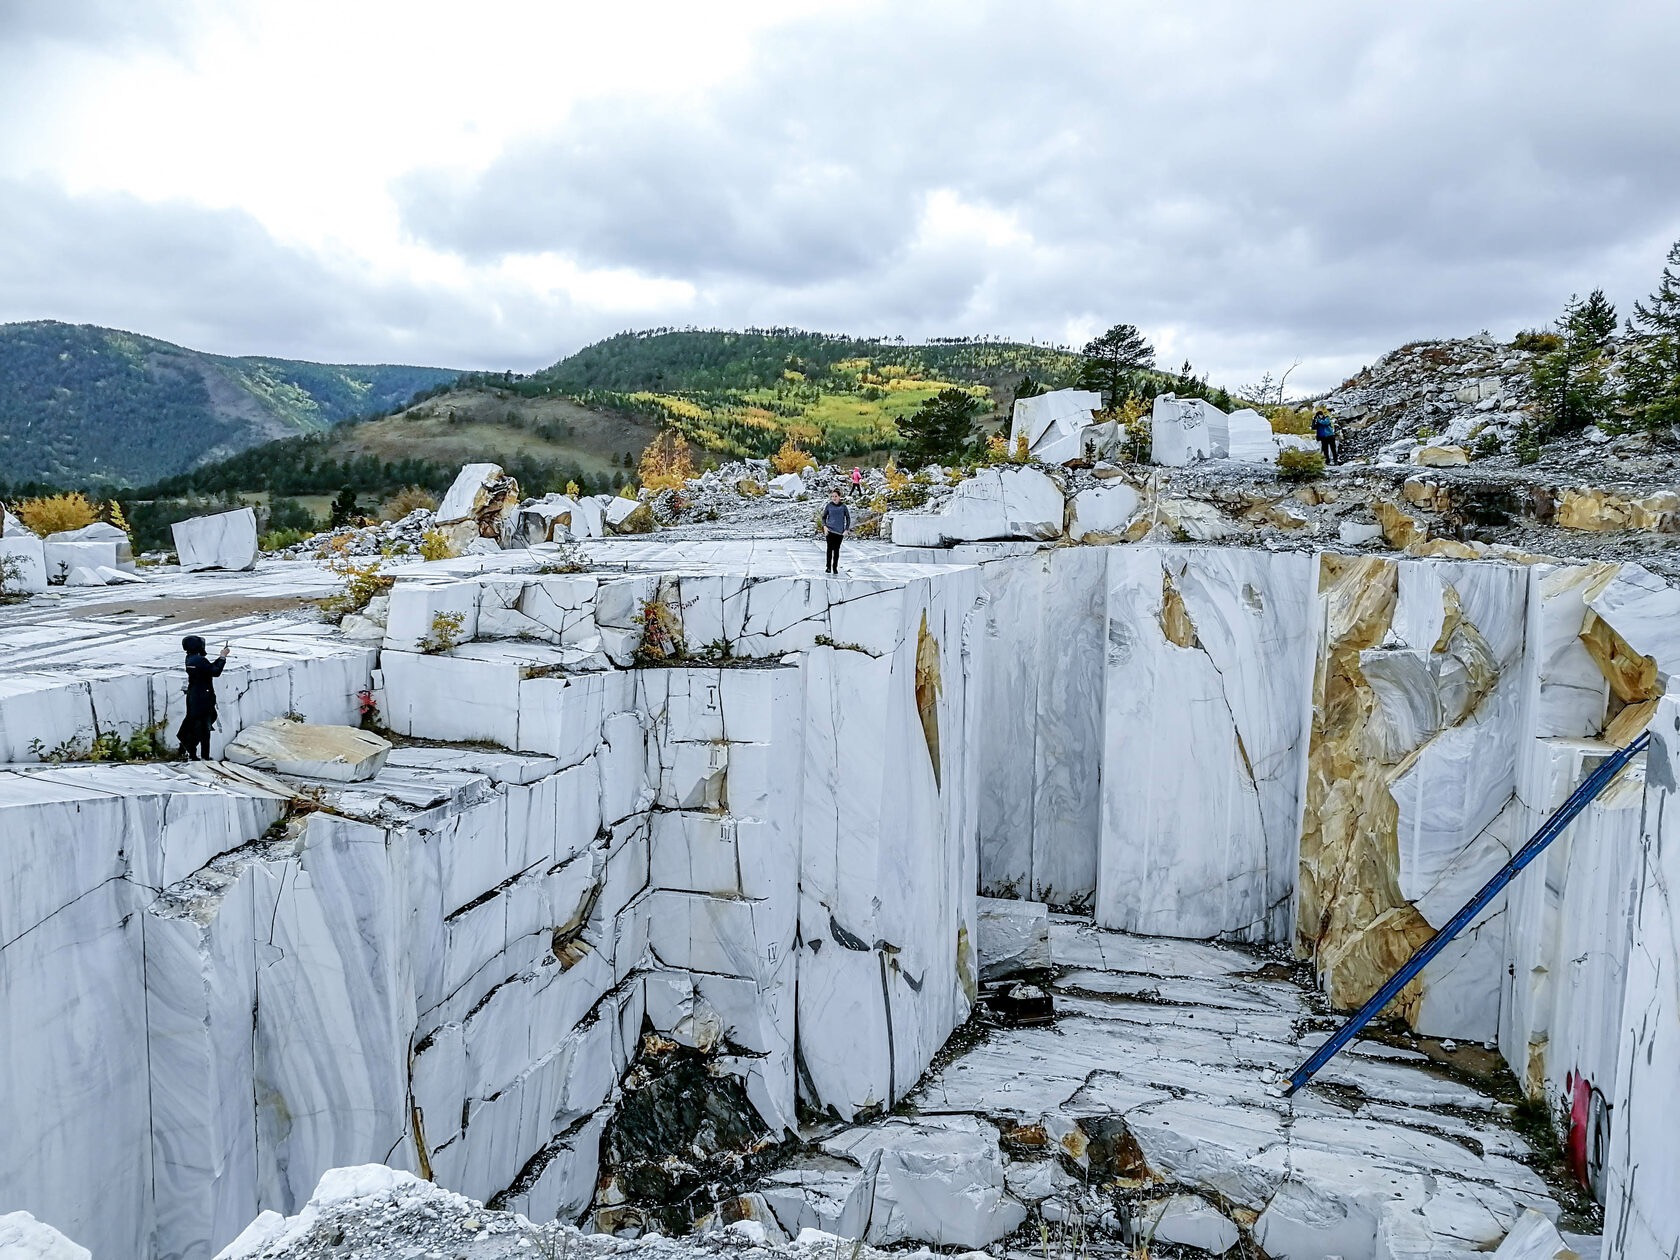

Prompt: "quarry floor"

[234,917,1594,1260]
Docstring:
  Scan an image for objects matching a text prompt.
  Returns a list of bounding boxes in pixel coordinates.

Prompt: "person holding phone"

[177,635,229,760]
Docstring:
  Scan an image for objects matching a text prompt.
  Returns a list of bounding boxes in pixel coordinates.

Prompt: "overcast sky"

[2,1,1677,394]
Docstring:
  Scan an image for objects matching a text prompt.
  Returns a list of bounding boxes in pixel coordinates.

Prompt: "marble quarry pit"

[2,527,1679,1260]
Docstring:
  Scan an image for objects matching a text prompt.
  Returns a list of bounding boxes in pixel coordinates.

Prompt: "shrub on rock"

[1276,448,1326,481]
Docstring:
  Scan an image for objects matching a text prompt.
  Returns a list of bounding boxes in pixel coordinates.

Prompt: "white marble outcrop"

[0,614,376,763]
[437,463,506,523]
[0,1212,92,1260]
[7,535,1680,1259]
[889,467,1063,547]
[171,508,258,571]
[1067,482,1140,541]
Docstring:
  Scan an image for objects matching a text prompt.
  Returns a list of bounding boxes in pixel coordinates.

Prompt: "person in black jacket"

[821,489,850,574]
[177,634,229,760]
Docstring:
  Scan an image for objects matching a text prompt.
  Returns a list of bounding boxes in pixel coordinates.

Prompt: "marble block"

[223,720,391,782]
[42,537,118,580]
[768,473,806,498]
[1225,407,1278,462]
[1010,388,1102,464]
[0,533,46,593]
[976,897,1051,980]
[49,520,133,569]
[1151,394,1221,465]
[382,579,482,653]
[820,1115,1025,1248]
[1492,1209,1579,1259]
[64,566,110,587]
[171,508,258,571]
[602,496,642,528]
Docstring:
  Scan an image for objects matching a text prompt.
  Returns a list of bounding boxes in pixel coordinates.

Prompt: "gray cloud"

[0,179,591,370]
[396,1,1680,389]
[5,3,1680,392]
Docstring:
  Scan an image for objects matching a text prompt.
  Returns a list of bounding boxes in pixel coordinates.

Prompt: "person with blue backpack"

[1313,409,1340,465]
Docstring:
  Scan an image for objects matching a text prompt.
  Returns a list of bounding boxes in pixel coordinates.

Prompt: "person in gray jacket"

[821,489,850,574]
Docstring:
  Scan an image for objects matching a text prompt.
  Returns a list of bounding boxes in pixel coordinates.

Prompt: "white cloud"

[2,0,1678,391]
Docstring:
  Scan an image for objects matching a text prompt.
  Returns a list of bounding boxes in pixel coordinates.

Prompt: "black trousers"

[825,530,843,573]
[178,709,214,760]
[1318,436,1338,464]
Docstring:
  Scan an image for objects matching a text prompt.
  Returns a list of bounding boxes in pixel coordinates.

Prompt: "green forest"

[4,324,1241,551]
[0,320,458,486]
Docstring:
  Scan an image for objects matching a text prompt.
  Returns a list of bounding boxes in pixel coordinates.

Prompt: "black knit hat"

[181,635,206,655]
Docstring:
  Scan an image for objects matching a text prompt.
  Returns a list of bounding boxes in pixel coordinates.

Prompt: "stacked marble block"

[0,621,376,762]
[375,561,984,1121]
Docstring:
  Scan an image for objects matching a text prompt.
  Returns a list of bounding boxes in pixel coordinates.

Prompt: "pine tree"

[1530,290,1617,435]
[1079,324,1156,407]
[330,485,360,526]
[899,388,981,466]
[1622,238,1680,433]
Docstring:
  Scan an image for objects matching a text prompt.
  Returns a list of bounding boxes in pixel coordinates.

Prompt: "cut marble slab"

[223,720,391,782]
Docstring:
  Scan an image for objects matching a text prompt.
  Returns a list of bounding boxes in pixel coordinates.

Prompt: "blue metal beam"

[1283,731,1652,1097]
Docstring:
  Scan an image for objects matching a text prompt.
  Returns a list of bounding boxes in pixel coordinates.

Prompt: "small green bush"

[260,528,311,552]
[1268,406,1315,435]
[1276,448,1327,481]
[1512,328,1563,353]
[420,610,466,654]
[318,561,394,624]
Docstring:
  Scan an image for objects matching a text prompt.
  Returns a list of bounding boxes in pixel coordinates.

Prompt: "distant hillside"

[539,328,1083,394]
[0,321,459,486]
[127,326,1213,523]
[513,328,1087,461]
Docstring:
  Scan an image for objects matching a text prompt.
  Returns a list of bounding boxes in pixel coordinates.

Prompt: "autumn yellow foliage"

[15,491,99,535]
[103,499,131,537]
[771,437,816,475]
[639,430,696,492]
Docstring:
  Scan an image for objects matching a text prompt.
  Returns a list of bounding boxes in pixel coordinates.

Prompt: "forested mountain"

[537,328,1083,394]
[0,321,458,485]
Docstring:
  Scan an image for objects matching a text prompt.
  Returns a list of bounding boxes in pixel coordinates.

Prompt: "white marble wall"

[974,547,1108,907]
[1604,688,1680,1260]
[1097,546,1317,944]
[380,562,987,1122]
[0,767,290,1260]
